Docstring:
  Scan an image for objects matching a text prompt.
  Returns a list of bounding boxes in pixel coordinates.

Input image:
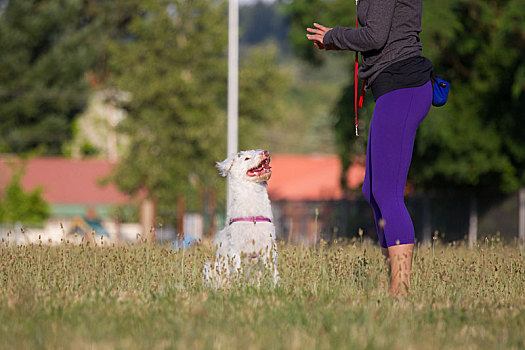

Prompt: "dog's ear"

[216,153,236,177]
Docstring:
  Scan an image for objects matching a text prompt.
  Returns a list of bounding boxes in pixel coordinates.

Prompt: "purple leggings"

[362,81,432,248]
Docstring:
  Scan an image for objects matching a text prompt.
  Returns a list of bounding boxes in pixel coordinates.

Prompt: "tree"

[285,0,525,192]
[0,0,97,154]
[411,0,525,191]
[0,166,50,226]
[0,0,142,155]
[285,0,354,64]
[108,0,289,225]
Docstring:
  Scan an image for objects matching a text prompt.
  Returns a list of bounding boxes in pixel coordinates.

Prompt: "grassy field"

[1,236,524,349]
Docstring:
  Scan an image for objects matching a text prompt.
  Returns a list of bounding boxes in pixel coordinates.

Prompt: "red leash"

[355,9,366,136]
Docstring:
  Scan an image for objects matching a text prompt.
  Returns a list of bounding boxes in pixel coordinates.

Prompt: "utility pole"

[422,196,432,245]
[468,196,478,248]
[519,188,525,247]
[226,0,239,215]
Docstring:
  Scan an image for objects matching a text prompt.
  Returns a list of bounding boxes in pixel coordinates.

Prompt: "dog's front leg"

[270,242,280,286]
[272,263,280,286]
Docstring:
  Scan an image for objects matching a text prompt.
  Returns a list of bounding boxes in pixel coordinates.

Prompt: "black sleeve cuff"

[324,28,335,46]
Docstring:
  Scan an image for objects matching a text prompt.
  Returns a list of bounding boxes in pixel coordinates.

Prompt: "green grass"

[1,236,524,349]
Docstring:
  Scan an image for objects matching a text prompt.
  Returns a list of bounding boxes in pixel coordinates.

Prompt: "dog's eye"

[244,157,251,161]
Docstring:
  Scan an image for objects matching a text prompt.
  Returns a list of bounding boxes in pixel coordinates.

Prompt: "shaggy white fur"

[203,149,279,287]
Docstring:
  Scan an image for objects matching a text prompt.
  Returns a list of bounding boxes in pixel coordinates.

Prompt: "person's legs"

[362,122,386,248]
[387,243,414,296]
[363,81,432,295]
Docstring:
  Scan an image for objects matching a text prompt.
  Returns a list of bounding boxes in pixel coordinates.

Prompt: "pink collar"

[229,216,272,225]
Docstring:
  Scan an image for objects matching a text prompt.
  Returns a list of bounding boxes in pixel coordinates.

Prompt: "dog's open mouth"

[247,156,271,177]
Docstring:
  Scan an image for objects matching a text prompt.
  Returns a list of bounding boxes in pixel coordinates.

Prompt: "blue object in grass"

[172,235,197,250]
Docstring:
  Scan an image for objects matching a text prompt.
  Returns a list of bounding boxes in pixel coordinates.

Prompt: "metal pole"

[468,196,478,248]
[422,196,432,245]
[519,188,525,247]
[226,0,239,214]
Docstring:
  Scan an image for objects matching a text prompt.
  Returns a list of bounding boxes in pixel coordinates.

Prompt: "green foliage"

[261,54,349,155]
[412,0,525,191]
[107,0,228,217]
[285,0,525,192]
[110,204,139,223]
[0,241,524,348]
[284,0,355,64]
[238,44,290,150]
[240,2,350,155]
[0,0,146,155]
[0,169,49,226]
[108,0,289,219]
[0,0,97,154]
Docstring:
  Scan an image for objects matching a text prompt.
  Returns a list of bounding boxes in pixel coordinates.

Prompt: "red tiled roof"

[0,154,365,204]
[0,157,129,204]
[268,154,365,201]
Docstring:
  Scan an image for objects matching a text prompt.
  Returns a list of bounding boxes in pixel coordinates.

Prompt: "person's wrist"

[323,29,333,45]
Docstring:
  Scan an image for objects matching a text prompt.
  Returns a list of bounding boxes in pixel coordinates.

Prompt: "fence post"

[518,187,525,247]
[468,196,478,248]
[422,196,432,245]
[140,197,157,242]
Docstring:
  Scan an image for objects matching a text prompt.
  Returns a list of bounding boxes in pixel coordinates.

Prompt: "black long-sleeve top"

[323,0,425,87]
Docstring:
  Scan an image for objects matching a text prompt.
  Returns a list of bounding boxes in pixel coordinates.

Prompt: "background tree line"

[0,0,289,227]
[0,0,523,227]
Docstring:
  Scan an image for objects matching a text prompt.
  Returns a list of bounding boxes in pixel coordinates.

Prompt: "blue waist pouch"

[431,73,450,107]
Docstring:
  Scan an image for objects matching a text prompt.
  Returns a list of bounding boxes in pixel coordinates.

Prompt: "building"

[267,154,365,243]
[268,154,365,201]
[0,154,366,244]
[0,156,143,243]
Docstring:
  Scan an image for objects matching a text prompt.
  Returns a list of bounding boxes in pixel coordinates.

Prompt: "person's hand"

[306,23,335,50]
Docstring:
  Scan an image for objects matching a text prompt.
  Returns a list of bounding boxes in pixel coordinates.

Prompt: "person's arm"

[308,0,396,52]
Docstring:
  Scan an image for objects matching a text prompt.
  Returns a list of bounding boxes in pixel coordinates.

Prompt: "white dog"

[204,149,279,287]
